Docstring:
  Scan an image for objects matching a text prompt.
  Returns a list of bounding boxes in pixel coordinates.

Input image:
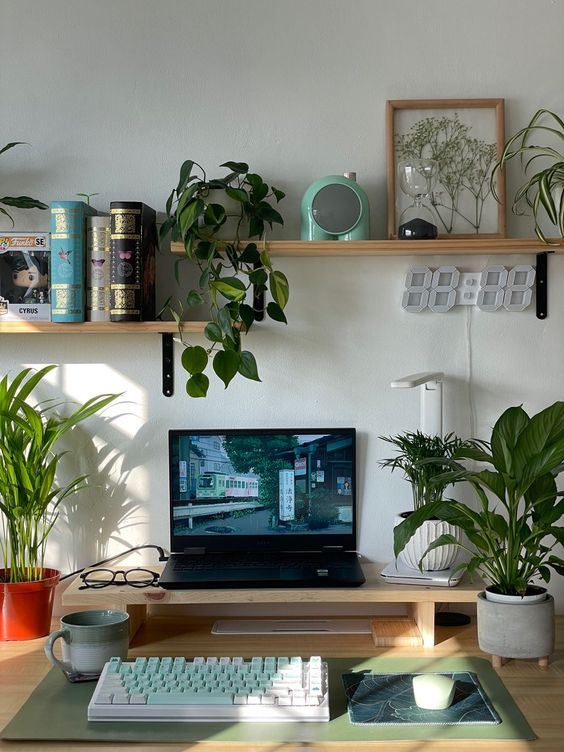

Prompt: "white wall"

[2,0,564,610]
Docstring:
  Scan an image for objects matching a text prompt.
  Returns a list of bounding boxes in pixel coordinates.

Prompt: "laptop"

[159,427,366,589]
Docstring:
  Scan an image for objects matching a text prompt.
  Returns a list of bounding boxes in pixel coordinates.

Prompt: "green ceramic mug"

[44,609,129,682]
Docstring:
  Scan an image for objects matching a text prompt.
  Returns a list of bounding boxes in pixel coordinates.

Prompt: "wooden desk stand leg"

[126,604,148,641]
[408,601,435,647]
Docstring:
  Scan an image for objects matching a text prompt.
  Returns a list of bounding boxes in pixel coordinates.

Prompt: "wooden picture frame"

[386,99,506,240]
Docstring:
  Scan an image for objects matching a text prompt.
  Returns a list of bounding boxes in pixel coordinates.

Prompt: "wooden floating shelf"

[0,320,205,334]
[171,238,563,256]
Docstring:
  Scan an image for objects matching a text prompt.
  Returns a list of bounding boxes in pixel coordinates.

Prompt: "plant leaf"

[213,350,241,388]
[204,322,223,343]
[238,351,261,382]
[186,289,204,307]
[266,301,287,323]
[186,373,209,398]
[269,270,289,308]
[181,345,208,375]
[211,277,247,302]
[220,161,248,174]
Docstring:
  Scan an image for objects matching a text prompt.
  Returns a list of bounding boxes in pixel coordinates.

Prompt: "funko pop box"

[0,232,51,321]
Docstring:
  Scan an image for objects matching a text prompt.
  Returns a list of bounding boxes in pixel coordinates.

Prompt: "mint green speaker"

[301,174,370,240]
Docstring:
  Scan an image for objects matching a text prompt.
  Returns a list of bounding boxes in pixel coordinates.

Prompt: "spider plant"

[491,109,564,243]
[0,365,118,583]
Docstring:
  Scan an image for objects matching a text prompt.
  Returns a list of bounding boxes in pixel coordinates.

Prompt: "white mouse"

[412,673,456,710]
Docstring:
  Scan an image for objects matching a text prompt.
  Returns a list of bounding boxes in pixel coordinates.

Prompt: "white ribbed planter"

[395,514,461,571]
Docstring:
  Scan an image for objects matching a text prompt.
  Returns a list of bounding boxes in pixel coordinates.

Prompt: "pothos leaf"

[213,350,241,388]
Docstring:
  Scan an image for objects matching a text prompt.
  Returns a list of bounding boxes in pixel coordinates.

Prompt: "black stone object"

[398,218,438,240]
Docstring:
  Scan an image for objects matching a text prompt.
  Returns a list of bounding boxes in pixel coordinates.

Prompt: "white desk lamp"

[384,371,471,612]
[390,371,444,435]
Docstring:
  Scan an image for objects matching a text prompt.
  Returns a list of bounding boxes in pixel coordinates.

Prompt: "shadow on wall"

[53,406,141,573]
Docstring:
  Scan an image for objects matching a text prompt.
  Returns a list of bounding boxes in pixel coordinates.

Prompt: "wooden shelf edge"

[171,238,563,256]
[0,320,206,334]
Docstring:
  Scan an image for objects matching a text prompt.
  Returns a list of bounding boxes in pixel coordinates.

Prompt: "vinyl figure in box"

[10,253,49,303]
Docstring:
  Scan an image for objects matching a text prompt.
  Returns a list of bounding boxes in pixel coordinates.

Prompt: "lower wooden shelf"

[62,563,481,648]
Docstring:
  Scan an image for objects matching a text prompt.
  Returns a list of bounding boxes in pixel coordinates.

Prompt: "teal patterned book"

[50,201,97,322]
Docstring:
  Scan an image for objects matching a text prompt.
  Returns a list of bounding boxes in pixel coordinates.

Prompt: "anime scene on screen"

[170,432,354,536]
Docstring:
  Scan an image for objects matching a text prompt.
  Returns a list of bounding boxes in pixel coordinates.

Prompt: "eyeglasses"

[79,568,160,590]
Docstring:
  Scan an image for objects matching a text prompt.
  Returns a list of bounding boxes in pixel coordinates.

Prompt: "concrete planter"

[477,591,555,663]
[395,514,461,571]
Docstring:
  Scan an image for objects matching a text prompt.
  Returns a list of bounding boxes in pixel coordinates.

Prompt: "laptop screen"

[168,428,357,553]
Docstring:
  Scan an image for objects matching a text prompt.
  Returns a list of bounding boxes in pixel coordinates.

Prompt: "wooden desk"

[62,563,482,648]
[1,579,563,751]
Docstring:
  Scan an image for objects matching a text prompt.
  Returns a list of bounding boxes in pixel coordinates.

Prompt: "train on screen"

[196,471,259,500]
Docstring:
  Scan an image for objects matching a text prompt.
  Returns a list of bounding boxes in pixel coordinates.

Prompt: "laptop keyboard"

[88,655,330,722]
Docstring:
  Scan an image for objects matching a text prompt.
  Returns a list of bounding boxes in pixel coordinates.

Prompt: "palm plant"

[1,142,48,225]
[393,403,564,595]
[491,108,564,243]
[379,431,469,510]
[0,365,117,583]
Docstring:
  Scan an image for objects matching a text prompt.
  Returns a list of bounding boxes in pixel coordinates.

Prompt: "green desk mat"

[1,656,535,743]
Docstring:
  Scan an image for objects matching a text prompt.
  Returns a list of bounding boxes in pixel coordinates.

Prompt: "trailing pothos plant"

[159,160,289,398]
[393,402,564,596]
[491,109,564,243]
[1,141,48,225]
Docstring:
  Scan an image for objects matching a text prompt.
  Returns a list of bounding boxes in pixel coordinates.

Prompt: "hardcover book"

[50,201,97,322]
[109,202,156,322]
[86,215,110,322]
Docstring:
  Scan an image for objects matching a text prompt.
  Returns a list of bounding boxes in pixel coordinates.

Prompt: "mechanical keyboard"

[88,655,330,722]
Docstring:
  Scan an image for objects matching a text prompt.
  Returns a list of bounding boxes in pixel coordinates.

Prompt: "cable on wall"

[465,305,477,440]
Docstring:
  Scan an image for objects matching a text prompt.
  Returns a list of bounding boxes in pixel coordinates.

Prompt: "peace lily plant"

[160,160,289,398]
[0,365,117,583]
[393,402,564,597]
[491,108,564,243]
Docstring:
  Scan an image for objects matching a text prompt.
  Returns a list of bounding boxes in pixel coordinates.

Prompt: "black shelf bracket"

[253,261,265,322]
[162,333,174,397]
[536,251,552,320]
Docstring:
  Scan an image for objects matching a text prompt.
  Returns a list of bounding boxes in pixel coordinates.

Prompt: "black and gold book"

[109,202,156,322]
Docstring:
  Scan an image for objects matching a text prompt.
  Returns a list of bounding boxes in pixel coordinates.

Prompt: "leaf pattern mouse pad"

[342,671,501,726]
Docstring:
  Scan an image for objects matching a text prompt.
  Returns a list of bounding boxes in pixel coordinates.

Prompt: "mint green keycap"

[147,693,234,705]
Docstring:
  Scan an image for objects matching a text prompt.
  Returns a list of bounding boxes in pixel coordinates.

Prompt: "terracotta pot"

[0,568,60,640]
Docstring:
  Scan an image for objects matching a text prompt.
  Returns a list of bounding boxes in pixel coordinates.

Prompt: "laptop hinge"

[183,547,206,555]
[322,546,344,551]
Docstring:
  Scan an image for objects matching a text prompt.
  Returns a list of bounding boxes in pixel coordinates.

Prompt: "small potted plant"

[379,431,469,570]
[393,403,564,664]
[0,365,117,640]
[1,141,47,225]
[159,160,289,398]
[491,108,564,243]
